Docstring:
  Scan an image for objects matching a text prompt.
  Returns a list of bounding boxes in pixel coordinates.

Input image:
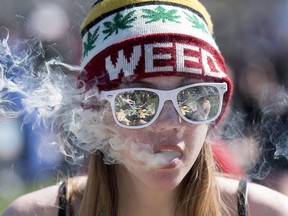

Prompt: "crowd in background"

[1,0,288,211]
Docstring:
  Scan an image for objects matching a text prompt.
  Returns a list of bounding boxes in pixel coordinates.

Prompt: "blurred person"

[2,1,288,216]
[249,86,288,197]
[237,59,279,126]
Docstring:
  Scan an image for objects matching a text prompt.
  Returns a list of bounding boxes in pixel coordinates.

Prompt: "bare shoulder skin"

[217,176,288,216]
[2,185,61,216]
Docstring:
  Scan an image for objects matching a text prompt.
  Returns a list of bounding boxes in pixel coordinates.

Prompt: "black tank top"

[58,178,249,216]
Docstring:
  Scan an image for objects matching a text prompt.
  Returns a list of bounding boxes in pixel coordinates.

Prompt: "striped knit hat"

[79,0,233,121]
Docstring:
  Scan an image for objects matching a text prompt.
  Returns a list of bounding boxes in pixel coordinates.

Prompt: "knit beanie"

[79,0,233,122]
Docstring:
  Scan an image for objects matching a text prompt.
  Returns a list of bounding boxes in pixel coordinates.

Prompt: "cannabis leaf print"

[83,26,100,57]
[102,11,136,40]
[141,6,181,24]
[184,12,208,34]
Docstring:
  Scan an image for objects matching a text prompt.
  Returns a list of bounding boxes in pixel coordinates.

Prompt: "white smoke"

[0,30,167,166]
[0,31,91,162]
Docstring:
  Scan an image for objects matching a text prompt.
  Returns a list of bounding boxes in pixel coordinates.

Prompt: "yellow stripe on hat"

[80,0,213,33]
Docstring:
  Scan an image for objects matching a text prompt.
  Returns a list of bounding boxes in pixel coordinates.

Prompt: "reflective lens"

[177,86,220,122]
[114,90,159,126]
[100,82,227,128]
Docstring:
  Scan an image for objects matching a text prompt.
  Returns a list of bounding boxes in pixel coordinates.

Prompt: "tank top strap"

[58,181,68,216]
[237,178,249,216]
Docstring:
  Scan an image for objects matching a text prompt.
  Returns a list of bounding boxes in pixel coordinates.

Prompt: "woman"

[2,0,288,215]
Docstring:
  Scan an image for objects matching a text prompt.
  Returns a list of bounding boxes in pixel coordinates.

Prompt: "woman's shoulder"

[2,183,62,216]
[2,176,86,216]
[216,176,288,216]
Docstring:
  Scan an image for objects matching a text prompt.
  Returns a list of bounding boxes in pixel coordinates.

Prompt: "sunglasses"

[99,82,227,129]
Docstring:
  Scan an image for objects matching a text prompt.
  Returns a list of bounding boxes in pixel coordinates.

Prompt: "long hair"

[175,141,226,215]
[68,141,228,216]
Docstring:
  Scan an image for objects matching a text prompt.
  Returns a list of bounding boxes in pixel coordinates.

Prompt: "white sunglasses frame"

[99,82,228,129]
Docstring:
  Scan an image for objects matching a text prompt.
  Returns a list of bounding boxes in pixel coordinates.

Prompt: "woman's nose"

[150,101,183,132]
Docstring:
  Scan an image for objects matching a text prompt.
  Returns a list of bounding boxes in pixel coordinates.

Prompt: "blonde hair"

[67,141,229,216]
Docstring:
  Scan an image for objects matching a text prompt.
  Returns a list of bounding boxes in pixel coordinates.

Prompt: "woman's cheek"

[184,124,208,149]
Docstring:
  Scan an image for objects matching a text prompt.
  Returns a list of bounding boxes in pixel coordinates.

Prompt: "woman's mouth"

[153,147,183,169]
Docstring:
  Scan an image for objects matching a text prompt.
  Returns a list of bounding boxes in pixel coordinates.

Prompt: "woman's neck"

[117,165,178,216]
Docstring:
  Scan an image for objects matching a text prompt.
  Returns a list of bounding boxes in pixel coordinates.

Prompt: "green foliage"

[184,12,208,34]
[141,6,181,24]
[83,26,100,57]
[102,11,137,40]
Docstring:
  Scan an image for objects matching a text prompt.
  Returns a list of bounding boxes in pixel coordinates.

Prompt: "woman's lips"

[153,144,183,154]
[153,145,183,168]
[154,150,182,169]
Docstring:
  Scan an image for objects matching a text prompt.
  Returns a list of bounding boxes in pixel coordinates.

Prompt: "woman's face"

[106,76,209,191]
